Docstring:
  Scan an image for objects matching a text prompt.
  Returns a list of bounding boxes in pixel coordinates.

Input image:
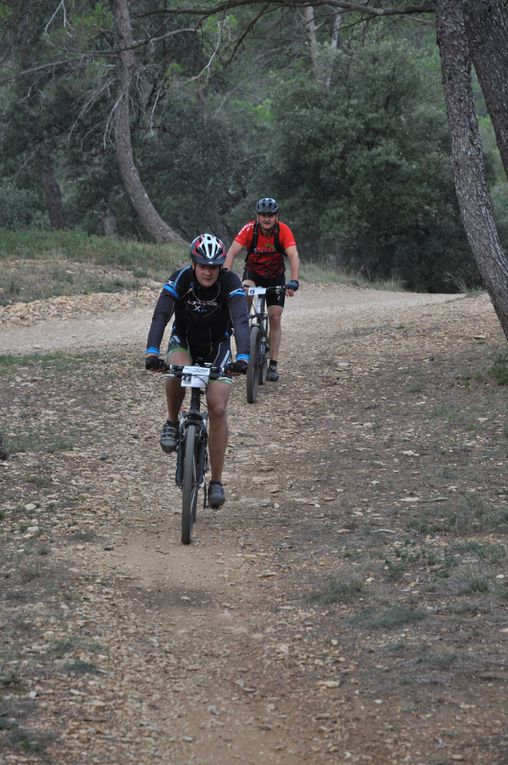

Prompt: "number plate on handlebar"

[181,365,210,389]
[247,286,267,296]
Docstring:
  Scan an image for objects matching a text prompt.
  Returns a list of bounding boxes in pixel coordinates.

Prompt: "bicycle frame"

[174,384,208,490]
[166,364,216,544]
[247,283,285,342]
[245,285,283,403]
[248,288,269,341]
[173,366,210,491]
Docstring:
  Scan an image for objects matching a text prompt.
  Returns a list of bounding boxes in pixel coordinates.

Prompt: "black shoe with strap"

[208,480,225,508]
[266,364,279,382]
[160,420,178,453]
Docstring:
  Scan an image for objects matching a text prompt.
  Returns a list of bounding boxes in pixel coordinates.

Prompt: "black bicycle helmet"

[190,233,226,266]
[256,197,280,214]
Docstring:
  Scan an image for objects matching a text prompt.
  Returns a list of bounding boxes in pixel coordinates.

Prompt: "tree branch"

[136,0,435,22]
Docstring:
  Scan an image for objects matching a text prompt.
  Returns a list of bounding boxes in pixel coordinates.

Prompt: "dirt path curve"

[4,285,505,765]
[0,284,462,354]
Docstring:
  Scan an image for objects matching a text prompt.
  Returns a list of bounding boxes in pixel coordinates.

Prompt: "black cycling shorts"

[166,332,232,383]
[241,270,285,308]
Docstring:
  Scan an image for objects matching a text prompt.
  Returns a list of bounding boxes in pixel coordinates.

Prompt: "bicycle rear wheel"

[246,325,260,403]
[181,424,199,544]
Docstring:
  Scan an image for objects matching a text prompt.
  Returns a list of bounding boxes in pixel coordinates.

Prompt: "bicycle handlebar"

[245,285,285,296]
[164,363,228,381]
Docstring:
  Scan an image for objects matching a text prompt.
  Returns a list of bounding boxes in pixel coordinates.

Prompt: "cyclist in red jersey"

[224,197,300,382]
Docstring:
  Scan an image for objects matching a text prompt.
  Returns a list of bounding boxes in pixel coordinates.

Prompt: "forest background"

[1,1,507,295]
[1,8,508,761]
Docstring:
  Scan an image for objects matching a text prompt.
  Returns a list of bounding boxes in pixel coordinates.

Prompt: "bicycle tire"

[181,423,199,544]
[246,325,261,403]
[259,334,268,386]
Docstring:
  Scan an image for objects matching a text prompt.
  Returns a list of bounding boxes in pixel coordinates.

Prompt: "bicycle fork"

[175,415,207,488]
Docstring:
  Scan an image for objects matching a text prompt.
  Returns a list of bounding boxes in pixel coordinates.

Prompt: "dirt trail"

[0,284,461,354]
[2,285,507,765]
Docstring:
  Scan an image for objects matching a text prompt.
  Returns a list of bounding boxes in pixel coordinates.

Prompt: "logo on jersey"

[187,298,219,313]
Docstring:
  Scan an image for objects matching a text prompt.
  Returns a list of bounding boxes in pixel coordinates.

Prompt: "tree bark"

[112,0,184,244]
[37,142,65,230]
[463,0,508,181]
[436,0,508,341]
[303,7,321,83]
[326,11,343,89]
[102,209,118,237]
[303,6,342,89]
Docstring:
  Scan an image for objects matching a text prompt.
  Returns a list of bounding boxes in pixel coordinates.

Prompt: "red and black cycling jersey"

[234,220,296,279]
[145,266,249,359]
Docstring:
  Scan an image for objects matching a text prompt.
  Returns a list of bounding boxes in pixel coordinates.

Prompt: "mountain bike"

[166,363,223,545]
[245,285,285,404]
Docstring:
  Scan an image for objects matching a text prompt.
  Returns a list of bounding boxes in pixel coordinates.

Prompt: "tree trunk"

[325,12,343,90]
[20,47,65,231]
[112,0,184,244]
[303,7,321,84]
[102,209,118,237]
[463,0,508,181]
[37,142,65,230]
[303,6,341,89]
[436,0,508,341]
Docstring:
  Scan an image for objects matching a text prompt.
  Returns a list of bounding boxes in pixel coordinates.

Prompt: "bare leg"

[267,306,283,361]
[242,278,255,313]
[206,381,231,482]
[165,350,190,422]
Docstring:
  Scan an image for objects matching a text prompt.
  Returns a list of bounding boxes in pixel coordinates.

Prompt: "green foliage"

[134,91,247,241]
[256,37,478,292]
[489,354,508,385]
[0,182,46,229]
[0,4,503,292]
[349,605,427,629]
[309,574,365,605]
[491,183,508,248]
[0,228,186,282]
[62,660,99,675]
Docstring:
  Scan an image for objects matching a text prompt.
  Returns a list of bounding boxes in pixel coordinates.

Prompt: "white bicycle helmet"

[190,233,226,266]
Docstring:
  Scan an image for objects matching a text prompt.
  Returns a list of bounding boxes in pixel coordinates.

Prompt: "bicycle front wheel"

[246,325,261,404]
[181,424,199,544]
[259,334,269,386]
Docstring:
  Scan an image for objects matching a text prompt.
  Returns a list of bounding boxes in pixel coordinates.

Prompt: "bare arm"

[224,240,244,272]
[285,245,300,281]
[285,245,301,295]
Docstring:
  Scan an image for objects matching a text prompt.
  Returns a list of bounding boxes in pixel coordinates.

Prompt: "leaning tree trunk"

[436,0,508,341]
[37,142,65,230]
[463,0,508,181]
[112,0,184,244]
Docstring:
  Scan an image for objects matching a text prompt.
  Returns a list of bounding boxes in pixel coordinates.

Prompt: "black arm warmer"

[145,290,175,352]
[228,294,250,358]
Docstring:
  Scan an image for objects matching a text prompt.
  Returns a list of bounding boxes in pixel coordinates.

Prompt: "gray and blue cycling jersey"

[145,266,249,362]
